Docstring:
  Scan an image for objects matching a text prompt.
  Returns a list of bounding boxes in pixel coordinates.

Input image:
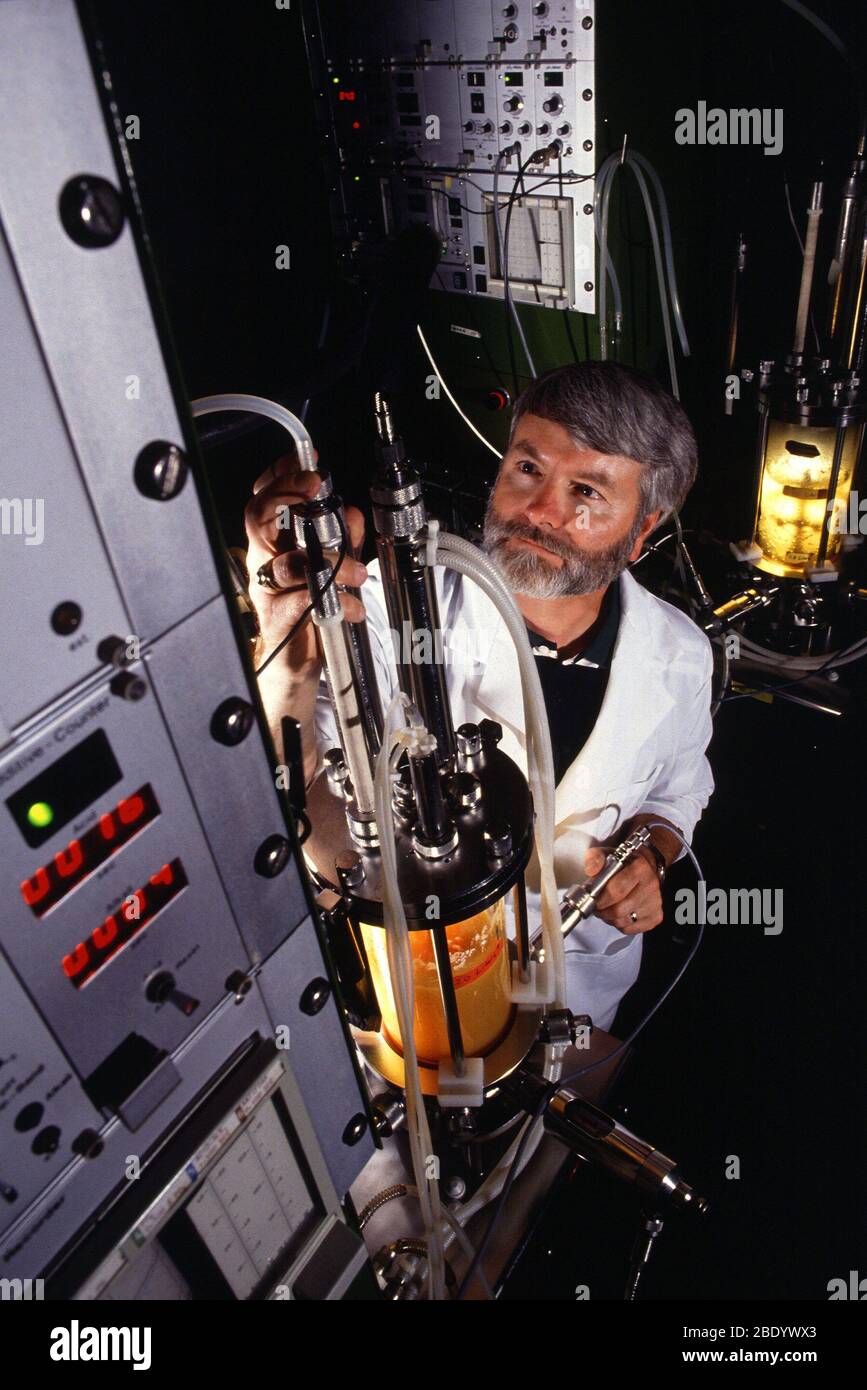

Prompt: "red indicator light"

[352,120,361,129]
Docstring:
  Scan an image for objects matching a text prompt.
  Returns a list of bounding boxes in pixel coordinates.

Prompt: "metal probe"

[559,826,653,939]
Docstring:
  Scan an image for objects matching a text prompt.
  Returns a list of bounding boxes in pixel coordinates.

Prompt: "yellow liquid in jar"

[360,898,512,1066]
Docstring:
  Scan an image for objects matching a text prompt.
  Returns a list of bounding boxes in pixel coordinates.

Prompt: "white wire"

[416,325,502,459]
[374,695,446,1300]
[594,148,690,390]
[494,150,538,377]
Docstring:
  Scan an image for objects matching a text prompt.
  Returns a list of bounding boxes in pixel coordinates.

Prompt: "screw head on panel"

[134,441,188,501]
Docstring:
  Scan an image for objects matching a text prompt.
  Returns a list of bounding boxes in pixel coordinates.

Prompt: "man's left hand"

[582,816,680,936]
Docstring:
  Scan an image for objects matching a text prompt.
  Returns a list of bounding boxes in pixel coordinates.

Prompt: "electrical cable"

[254,510,347,678]
[456,823,705,1299]
[299,298,332,424]
[783,177,821,353]
[778,0,866,142]
[499,150,539,377]
[595,149,690,388]
[492,147,522,398]
[374,695,447,1300]
[721,639,867,704]
[737,629,867,670]
[191,393,315,470]
[416,324,502,458]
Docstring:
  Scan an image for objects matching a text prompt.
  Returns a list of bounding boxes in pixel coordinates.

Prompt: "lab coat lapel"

[555,572,673,822]
[450,567,673,833]
[449,567,527,752]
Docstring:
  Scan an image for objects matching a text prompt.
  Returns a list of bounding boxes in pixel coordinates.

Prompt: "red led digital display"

[20,784,159,918]
[62,857,188,989]
[337,89,356,101]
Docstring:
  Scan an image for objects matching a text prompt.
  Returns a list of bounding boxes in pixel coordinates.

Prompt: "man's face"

[482,412,660,598]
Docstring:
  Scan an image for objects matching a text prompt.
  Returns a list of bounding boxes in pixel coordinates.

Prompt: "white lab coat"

[314,558,714,1030]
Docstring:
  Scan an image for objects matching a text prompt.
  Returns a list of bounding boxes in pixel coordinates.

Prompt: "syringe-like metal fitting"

[560,826,652,938]
[374,391,395,446]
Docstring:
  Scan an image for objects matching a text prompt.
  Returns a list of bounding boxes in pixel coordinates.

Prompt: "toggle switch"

[145,970,199,1016]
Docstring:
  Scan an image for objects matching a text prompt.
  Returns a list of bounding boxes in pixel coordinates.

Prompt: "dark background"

[87,0,867,1299]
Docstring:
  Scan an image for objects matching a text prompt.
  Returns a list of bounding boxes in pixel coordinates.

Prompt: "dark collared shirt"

[526,581,622,786]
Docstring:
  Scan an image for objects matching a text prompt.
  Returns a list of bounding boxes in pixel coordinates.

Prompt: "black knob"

[32,1125,61,1156]
[51,601,82,636]
[254,834,291,878]
[543,95,562,113]
[97,634,133,668]
[300,977,331,1016]
[71,1128,104,1160]
[342,1114,368,1146]
[110,670,147,701]
[504,95,523,113]
[14,1102,43,1132]
[210,696,254,747]
[59,174,124,248]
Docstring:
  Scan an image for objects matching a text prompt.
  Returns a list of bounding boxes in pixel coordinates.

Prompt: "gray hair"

[509,361,697,521]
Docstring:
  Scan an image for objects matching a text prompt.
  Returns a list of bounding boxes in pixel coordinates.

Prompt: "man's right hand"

[244,451,369,679]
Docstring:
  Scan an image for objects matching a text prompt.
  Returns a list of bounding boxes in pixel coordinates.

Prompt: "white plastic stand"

[437,1057,484,1107]
[509,959,556,1008]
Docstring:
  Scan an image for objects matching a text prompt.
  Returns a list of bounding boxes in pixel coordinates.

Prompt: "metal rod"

[725,233,746,417]
[407,746,453,847]
[512,877,531,984]
[815,421,848,567]
[793,182,823,356]
[750,407,771,547]
[430,926,466,1076]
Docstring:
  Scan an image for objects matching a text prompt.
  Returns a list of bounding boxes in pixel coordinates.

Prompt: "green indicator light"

[27,801,54,830]
[332,76,340,84]
[353,175,361,182]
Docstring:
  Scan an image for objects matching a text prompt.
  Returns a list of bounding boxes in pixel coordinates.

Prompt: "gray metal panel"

[0,0,220,644]
[0,986,272,1279]
[311,0,596,312]
[144,597,310,964]
[0,223,131,733]
[257,923,375,1197]
[0,950,104,1243]
[0,671,251,1077]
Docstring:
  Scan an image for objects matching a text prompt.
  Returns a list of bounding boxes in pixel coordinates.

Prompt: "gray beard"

[481,500,643,598]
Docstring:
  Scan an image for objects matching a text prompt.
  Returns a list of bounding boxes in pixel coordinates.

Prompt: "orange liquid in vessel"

[360,898,512,1065]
